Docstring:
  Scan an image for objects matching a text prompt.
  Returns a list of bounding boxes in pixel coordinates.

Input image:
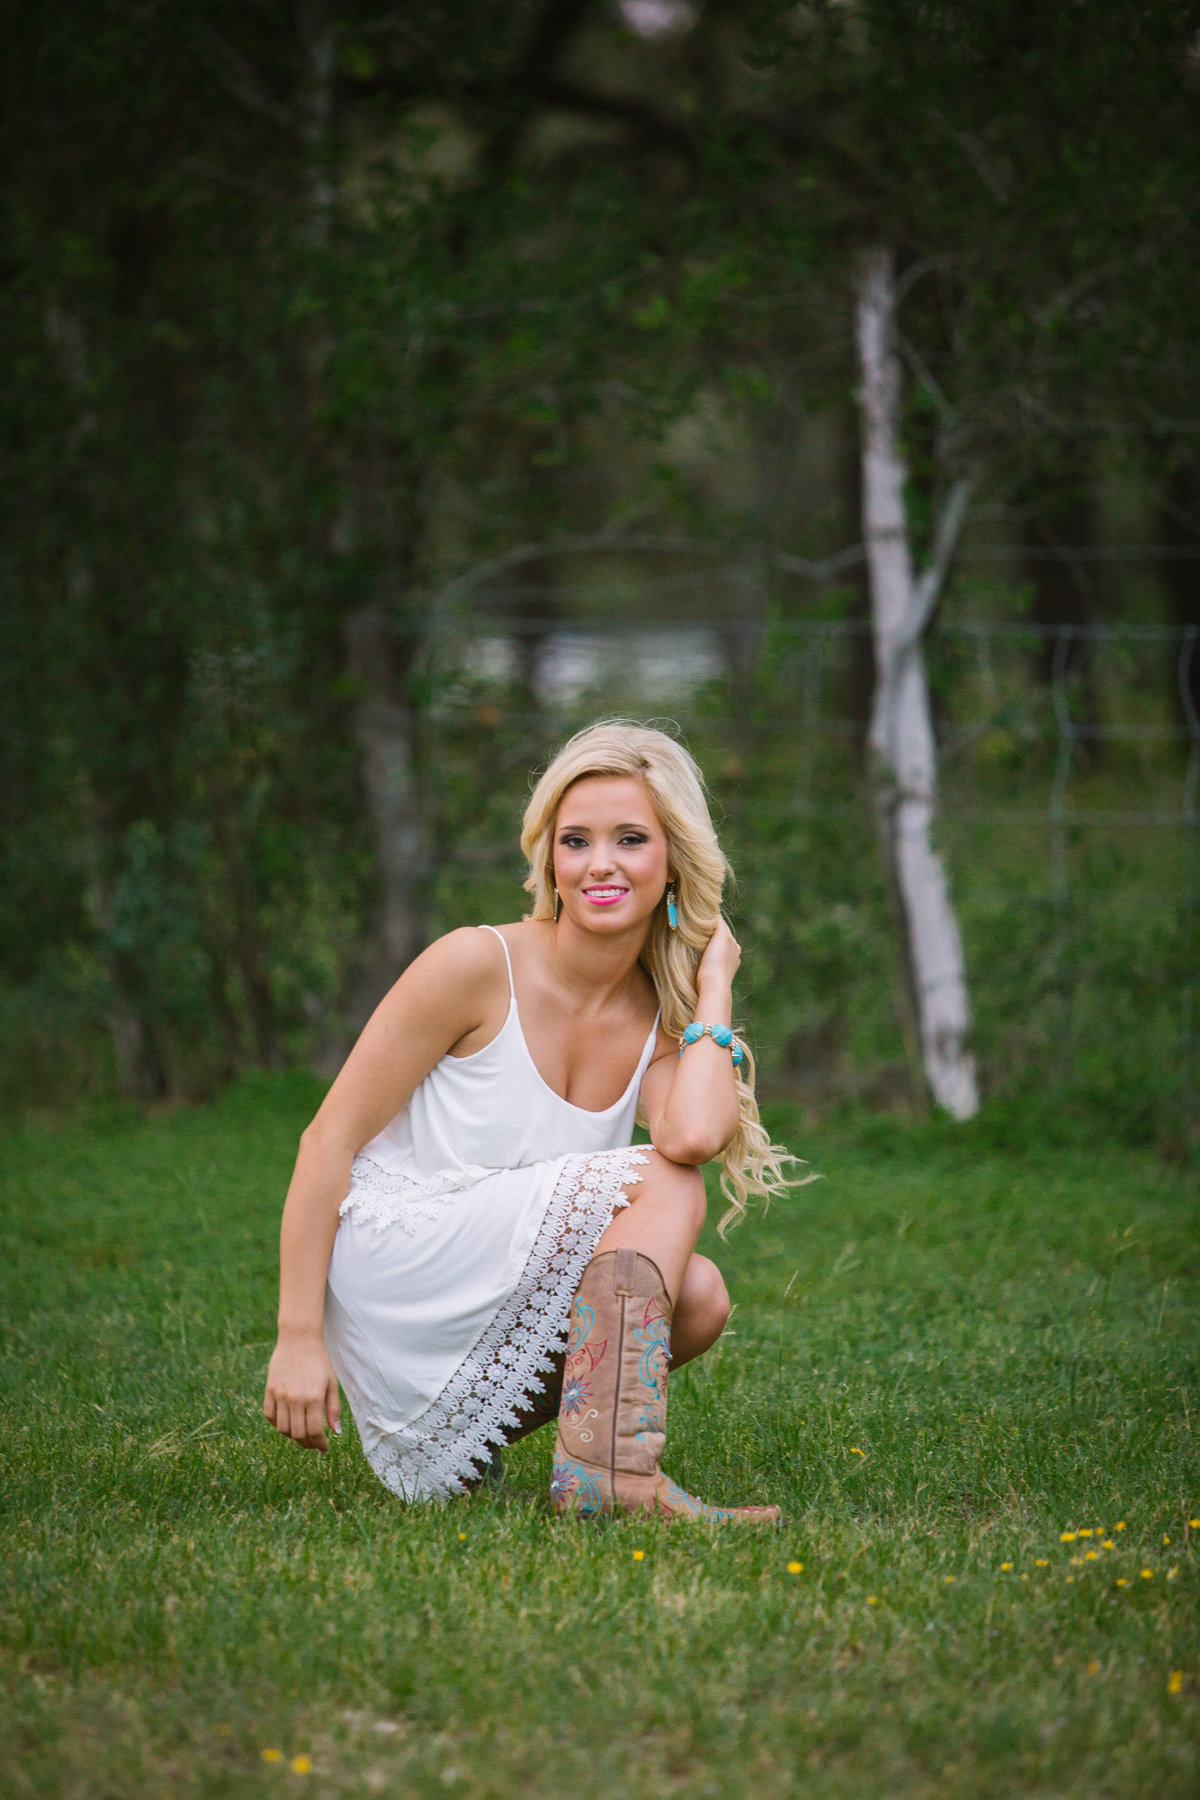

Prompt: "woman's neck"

[539,916,652,1007]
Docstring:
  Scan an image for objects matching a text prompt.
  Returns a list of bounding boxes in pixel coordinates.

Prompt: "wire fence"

[430,610,1199,1145]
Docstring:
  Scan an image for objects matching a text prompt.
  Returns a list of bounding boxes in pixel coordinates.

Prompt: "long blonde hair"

[520,720,807,1235]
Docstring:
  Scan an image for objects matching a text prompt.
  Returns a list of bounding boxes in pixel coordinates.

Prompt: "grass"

[2,1070,1198,1799]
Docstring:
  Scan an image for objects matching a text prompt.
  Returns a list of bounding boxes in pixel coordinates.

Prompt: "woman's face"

[552,776,671,936]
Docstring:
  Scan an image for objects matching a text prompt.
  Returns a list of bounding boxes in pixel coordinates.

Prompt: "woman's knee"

[636,1149,707,1229]
[683,1253,730,1336]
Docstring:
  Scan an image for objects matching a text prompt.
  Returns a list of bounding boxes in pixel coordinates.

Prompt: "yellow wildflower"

[1035,1559,1049,1567]
[1163,1535,1171,1545]
[1066,1576,1075,1584]
[1116,1578,1129,1588]
[867,1595,878,1605]
[1167,1567,1179,1580]
[944,1575,955,1584]
[1101,1540,1115,1549]
[633,1550,645,1562]
[1140,1569,1154,1579]
[1000,1562,1013,1571]
[457,1532,466,1540]
[1061,1532,1077,1543]
[1021,1573,1029,1581]
[1078,1529,1093,1538]
[1168,1671,1184,1695]
[1116,1521,1127,1531]
[849,1447,866,1456]
[290,1757,312,1776]
[1085,1551,1098,1561]
[261,1749,283,1764]
[1189,1518,1200,1529]
[787,1561,803,1574]
[1087,1661,1100,1674]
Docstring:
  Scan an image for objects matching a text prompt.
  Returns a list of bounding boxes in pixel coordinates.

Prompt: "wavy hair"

[520,720,808,1234]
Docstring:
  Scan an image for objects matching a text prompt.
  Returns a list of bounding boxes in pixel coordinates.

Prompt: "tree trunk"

[854,246,979,1120]
[345,603,432,1027]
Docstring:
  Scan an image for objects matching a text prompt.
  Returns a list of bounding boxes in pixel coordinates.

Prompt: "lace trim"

[360,1145,649,1501]
[339,1155,489,1235]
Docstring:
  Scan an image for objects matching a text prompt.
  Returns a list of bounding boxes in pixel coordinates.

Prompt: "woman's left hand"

[696,916,741,997]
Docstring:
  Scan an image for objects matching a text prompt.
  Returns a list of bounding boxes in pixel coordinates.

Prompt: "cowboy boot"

[549,1246,780,1524]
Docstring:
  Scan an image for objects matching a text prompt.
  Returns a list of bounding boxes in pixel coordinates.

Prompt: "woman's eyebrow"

[557,821,655,833]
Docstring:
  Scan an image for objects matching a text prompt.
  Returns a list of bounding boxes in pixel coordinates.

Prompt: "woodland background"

[7,0,1200,1145]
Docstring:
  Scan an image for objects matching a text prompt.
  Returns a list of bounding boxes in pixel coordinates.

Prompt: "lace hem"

[360,1145,649,1501]
[339,1155,488,1234]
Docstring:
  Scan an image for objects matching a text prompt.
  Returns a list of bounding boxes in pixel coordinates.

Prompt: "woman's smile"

[582,884,630,906]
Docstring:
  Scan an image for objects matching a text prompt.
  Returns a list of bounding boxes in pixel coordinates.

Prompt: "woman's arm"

[262,927,503,1452]
[639,918,743,1168]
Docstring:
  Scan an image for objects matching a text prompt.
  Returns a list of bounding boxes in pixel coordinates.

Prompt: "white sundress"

[324,925,658,1501]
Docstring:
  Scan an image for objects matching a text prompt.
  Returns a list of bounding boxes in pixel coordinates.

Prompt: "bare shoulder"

[394,926,509,1009]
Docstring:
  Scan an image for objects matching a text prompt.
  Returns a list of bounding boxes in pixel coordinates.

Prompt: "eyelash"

[559,833,649,849]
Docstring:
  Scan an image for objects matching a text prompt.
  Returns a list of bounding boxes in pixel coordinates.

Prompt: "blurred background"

[5,0,1200,1148]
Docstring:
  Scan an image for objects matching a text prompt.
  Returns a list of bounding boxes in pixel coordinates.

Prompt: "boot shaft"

[555,1246,669,1482]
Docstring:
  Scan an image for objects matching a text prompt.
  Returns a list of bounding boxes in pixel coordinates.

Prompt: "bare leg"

[670,1253,730,1369]
[593,1148,708,1304]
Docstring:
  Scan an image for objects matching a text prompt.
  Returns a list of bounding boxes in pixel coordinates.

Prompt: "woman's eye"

[560,835,588,849]
[619,833,648,846]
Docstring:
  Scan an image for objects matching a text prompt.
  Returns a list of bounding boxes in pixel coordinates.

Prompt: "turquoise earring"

[666,883,678,930]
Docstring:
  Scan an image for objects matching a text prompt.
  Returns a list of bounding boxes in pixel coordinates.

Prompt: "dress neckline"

[477,923,659,1117]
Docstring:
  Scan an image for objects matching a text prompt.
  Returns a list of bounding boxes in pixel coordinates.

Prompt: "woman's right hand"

[263,1330,341,1453]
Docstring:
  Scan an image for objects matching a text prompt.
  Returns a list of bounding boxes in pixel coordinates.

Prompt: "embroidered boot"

[549,1246,780,1524]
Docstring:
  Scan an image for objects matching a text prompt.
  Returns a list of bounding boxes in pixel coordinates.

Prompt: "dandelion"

[1116,1521,1127,1531]
[1088,1661,1100,1674]
[1168,1671,1183,1695]
[1102,1540,1115,1549]
[633,1550,645,1562]
[261,1749,284,1764]
[290,1757,312,1775]
[1066,1576,1075,1584]
[1116,1578,1129,1588]
[1061,1532,1077,1543]
[1189,1518,1200,1529]
[1141,1569,1154,1580]
[1163,1535,1171,1545]
[1085,1551,1098,1561]
[1021,1573,1028,1581]
[787,1561,803,1574]
[1000,1562,1013,1571]
[944,1575,956,1584]
[1035,1558,1049,1567]
[1078,1529,1093,1538]
[867,1595,878,1605]
[457,1532,466,1540]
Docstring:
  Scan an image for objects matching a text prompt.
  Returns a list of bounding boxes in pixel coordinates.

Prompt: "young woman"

[263,722,797,1519]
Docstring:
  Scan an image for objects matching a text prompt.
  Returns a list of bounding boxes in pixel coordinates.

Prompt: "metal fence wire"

[431,613,1199,1144]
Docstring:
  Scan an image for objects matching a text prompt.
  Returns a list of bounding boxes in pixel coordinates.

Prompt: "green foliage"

[1,1081,1197,1796]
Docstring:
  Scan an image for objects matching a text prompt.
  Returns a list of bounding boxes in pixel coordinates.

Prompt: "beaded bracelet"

[679,1021,745,1066]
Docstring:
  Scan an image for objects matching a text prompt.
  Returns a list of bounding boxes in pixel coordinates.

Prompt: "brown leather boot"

[549,1247,780,1524]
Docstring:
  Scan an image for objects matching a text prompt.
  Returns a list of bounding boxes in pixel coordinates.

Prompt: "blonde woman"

[263,722,797,1519]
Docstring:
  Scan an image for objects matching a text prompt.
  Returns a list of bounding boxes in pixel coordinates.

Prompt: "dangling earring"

[666,882,678,930]
[553,888,561,921]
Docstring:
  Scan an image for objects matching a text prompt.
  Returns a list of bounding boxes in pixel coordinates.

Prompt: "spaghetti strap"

[478,923,516,999]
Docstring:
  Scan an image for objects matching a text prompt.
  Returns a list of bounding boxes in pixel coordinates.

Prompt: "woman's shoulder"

[414,924,514,980]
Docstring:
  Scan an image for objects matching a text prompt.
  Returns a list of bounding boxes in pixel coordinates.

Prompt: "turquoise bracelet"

[679,1021,745,1066]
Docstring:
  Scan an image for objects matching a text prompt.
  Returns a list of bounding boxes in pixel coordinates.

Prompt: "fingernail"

[332,1423,342,1436]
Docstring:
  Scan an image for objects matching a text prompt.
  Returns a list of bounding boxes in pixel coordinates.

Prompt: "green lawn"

[2,1072,1198,1799]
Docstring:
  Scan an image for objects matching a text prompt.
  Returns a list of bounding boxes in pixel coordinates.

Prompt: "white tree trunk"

[855,246,979,1119]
